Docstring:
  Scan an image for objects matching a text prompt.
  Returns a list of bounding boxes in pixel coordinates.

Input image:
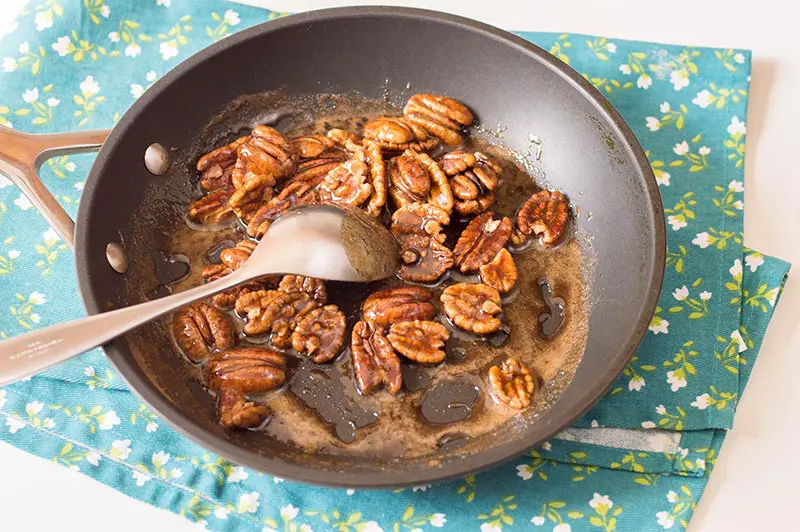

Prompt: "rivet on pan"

[144,143,169,175]
[106,242,128,274]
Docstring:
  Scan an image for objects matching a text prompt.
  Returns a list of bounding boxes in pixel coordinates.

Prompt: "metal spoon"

[0,204,400,385]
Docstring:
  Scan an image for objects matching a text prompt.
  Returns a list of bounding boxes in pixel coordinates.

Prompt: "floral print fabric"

[0,2,790,531]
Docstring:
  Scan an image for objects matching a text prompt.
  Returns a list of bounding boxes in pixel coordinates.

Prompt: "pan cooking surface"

[75,7,663,486]
[134,92,591,459]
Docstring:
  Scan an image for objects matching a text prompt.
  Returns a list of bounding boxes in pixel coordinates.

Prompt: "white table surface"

[1,0,798,530]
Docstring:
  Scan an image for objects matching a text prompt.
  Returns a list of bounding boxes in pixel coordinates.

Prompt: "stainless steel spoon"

[0,204,400,386]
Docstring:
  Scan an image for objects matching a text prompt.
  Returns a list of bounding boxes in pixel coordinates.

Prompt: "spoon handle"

[0,272,251,386]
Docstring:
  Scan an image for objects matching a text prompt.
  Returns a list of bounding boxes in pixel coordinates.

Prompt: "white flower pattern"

[692,89,713,108]
[692,232,711,248]
[629,375,645,391]
[110,440,132,460]
[22,88,39,103]
[97,411,121,430]
[656,511,675,529]
[0,13,788,532]
[281,505,299,520]
[52,36,72,56]
[6,417,25,433]
[223,10,241,26]
[672,141,689,155]
[160,41,179,60]
[666,371,687,392]
[669,69,689,90]
[672,286,689,301]
[745,254,764,272]
[691,393,713,410]
[35,11,54,32]
[238,492,260,513]
[667,215,686,231]
[80,75,100,97]
[727,116,747,136]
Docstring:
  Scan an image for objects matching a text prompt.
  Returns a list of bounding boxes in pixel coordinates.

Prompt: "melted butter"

[148,96,589,459]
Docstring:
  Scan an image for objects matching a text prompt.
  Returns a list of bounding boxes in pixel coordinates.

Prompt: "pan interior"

[75,8,663,486]
[122,88,590,463]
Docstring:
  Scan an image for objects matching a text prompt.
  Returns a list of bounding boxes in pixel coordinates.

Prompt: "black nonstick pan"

[0,7,665,487]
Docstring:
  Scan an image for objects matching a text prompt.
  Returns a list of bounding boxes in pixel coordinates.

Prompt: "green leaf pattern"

[0,4,791,532]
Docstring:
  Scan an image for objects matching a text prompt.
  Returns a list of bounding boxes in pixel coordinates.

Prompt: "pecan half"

[441,282,503,334]
[391,202,450,243]
[202,263,239,308]
[206,347,287,391]
[236,289,319,347]
[327,128,362,150]
[291,304,346,363]
[513,190,570,246]
[388,150,453,214]
[201,263,229,283]
[291,135,336,159]
[202,240,276,308]
[488,357,535,409]
[210,284,263,310]
[388,152,429,205]
[291,153,347,188]
[215,239,254,270]
[188,188,235,224]
[229,126,298,219]
[278,275,327,305]
[232,125,297,186]
[387,320,449,364]
[235,289,281,334]
[197,136,248,192]
[218,389,271,429]
[403,94,474,146]
[479,248,518,293]
[363,117,439,153]
[362,286,435,329]
[172,302,235,363]
[247,180,317,239]
[364,141,387,216]
[229,173,276,221]
[317,149,373,208]
[398,234,454,283]
[441,151,501,215]
[270,294,317,348]
[351,320,402,394]
[453,212,512,272]
[205,347,287,428]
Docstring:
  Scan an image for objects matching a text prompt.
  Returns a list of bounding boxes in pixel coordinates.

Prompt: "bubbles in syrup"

[419,378,481,425]
[206,239,235,264]
[538,278,566,338]
[436,431,470,451]
[153,251,191,285]
[289,361,379,444]
[146,284,172,301]
[401,363,434,392]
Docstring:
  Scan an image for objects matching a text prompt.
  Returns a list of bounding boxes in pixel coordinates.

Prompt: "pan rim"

[75,5,666,488]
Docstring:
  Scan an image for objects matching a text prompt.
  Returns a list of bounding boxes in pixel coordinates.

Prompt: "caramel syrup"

[130,93,589,459]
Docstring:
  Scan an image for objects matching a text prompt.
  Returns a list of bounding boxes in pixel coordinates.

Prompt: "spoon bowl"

[250,204,401,283]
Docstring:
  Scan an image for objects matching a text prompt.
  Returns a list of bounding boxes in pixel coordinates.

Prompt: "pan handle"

[0,126,110,249]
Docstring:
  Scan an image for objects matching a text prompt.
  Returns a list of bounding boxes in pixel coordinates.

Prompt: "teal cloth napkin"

[0,2,790,531]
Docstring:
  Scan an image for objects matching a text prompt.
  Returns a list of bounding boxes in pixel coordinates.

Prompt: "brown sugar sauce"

[156,94,589,459]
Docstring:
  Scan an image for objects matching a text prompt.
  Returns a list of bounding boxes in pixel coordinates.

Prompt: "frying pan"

[0,7,665,487]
